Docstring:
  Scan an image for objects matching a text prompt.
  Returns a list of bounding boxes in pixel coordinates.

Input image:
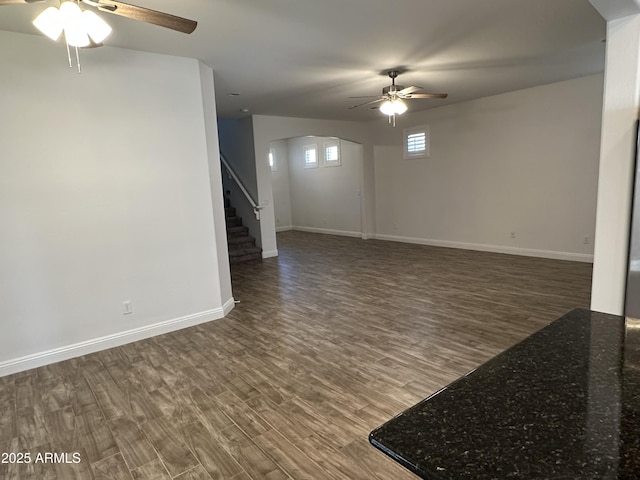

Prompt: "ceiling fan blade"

[349,95,384,99]
[0,0,45,4]
[405,93,448,99]
[398,85,423,96]
[85,0,197,34]
[349,98,385,110]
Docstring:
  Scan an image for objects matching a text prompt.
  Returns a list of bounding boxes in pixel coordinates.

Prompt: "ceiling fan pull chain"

[74,0,82,72]
[65,36,73,68]
[75,45,82,73]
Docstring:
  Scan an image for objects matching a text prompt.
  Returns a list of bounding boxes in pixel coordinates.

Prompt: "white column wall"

[0,31,231,375]
[588,3,640,314]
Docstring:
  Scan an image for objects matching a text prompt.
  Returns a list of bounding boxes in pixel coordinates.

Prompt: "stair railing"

[220,152,265,220]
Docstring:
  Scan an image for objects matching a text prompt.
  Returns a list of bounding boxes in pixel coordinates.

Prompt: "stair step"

[229,246,262,264]
[227,226,249,238]
[224,200,261,264]
[226,216,243,228]
[228,236,256,249]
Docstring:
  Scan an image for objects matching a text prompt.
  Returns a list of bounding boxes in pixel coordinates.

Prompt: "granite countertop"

[369,308,640,479]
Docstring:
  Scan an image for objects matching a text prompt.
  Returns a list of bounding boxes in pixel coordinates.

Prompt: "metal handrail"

[220,152,265,220]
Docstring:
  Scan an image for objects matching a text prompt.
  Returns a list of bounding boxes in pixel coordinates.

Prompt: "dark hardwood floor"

[0,231,592,479]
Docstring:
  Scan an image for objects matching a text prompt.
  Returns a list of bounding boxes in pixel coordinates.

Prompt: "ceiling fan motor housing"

[383,85,405,95]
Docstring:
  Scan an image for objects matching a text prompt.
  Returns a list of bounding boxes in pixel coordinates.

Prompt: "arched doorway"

[269,136,364,238]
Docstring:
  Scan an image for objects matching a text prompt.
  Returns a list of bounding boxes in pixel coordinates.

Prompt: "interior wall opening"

[269,136,365,239]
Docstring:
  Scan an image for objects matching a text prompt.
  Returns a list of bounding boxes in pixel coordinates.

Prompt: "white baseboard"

[372,234,594,263]
[0,297,236,377]
[275,226,293,232]
[222,297,236,315]
[292,226,363,238]
[262,249,278,258]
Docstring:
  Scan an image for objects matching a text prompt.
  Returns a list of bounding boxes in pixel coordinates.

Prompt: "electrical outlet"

[510,232,516,239]
[584,236,591,245]
[123,301,133,315]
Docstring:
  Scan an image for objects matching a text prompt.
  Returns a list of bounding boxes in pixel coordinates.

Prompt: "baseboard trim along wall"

[262,249,279,258]
[291,226,363,238]
[275,226,293,233]
[0,297,236,377]
[373,234,594,263]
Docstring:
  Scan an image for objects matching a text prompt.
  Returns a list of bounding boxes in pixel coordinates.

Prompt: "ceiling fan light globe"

[380,100,395,116]
[59,1,82,22]
[64,25,90,47]
[393,99,408,115]
[82,10,112,43]
[59,2,87,46]
[60,1,89,47]
[33,7,64,41]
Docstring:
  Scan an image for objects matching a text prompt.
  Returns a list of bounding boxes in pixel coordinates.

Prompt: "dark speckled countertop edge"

[367,309,558,471]
[369,370,476,480]
[367,308,633,480]
[369,435,428,478]
[369,370,475,476]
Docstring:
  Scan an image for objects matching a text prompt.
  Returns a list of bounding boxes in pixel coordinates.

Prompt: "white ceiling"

[0,0,606,121]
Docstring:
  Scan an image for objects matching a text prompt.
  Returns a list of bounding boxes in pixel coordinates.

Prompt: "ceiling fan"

[350,70,448,126]
[0,0,197,34]
[1,0,197,70]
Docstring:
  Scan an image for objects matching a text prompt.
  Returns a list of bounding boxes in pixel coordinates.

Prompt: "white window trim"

[403,125,430,159]
[323,140,341,167]
[303,143,318,169]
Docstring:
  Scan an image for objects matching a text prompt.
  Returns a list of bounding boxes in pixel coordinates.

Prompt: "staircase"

[225,200,262,264]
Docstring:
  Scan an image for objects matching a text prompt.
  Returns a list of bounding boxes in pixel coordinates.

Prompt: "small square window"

[304,144,318,168]
[404,125,430,159]
[323,140,341,167]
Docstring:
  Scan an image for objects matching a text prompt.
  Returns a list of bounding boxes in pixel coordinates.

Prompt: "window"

[323,140,341,167]
[268,149,276,171]
[304,144,318,168]
[407,133,426,154]
[404,125,430,159]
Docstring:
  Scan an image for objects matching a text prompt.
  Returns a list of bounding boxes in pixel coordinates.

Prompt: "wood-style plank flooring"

[0,231,592,479]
